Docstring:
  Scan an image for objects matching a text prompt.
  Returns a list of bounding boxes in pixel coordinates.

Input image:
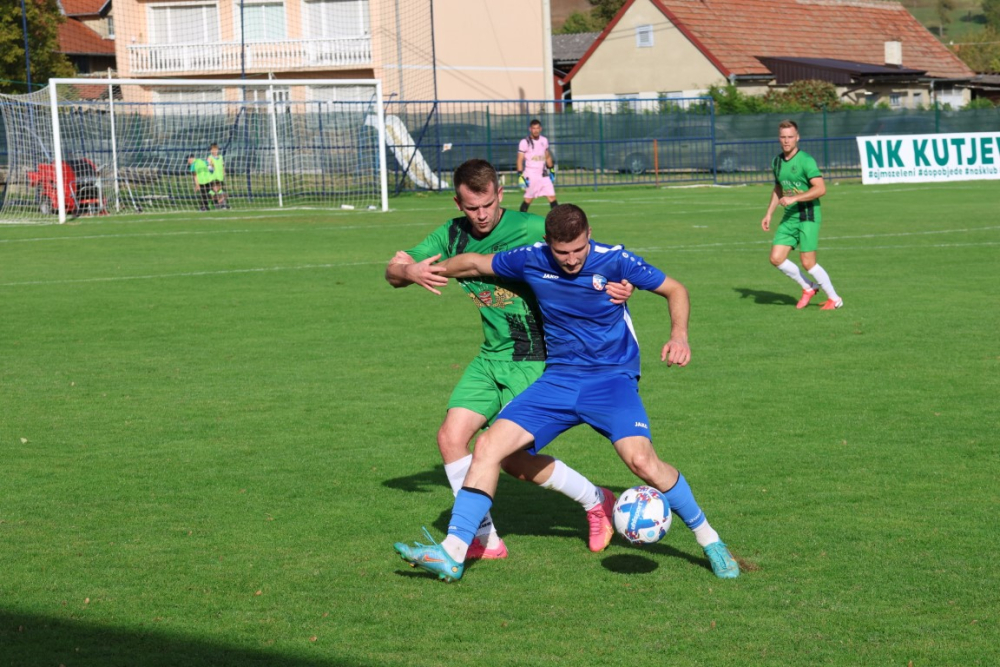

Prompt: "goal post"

[1,77,388,223]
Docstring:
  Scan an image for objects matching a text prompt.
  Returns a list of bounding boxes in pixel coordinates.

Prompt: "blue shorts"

[497,369,652,453]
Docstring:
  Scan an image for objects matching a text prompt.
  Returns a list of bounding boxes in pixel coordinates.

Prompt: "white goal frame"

[44,77,388,223]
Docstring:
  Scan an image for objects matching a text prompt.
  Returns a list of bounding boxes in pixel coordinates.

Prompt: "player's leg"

[501,450,613,552]
[771,226,818,306]
[582,374,739,578]
[437,406,507,557]
[395,417,535,580]
[494,360,610,549]
[798,224,843,309]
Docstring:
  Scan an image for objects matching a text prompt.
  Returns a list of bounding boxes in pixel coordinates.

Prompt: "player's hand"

[778,195,794,207]
[549,166,557,183]
[605,279,633,304]
[661,339,690,367]
[518,174,529,189]
[761,215,771,232]
[388,250,414,266]
[404,253,448,295]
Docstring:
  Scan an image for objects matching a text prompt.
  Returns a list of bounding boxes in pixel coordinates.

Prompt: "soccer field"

[1,181,997,666]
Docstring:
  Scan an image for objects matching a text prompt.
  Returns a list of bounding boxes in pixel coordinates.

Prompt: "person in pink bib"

[516,119,557,213]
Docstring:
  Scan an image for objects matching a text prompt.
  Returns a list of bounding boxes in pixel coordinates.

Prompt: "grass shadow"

[733,287,797,306]
[0,609,366,667]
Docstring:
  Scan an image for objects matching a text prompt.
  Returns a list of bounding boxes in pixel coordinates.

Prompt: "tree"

[954,28,1000,73]
[0,0,74,94]
[587,0,627,26]
[558,11,602,35]
[936,0,957,36]
[984,0,1000,31]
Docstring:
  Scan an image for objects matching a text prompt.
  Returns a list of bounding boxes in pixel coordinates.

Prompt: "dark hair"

[453,159,500,195]
[210,143,219,150]
[186,154,195,160]
[526,119,542,149]
[545,204,589,243]
[778,119,798,131]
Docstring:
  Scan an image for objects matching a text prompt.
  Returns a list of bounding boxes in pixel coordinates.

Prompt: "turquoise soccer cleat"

[703,541,740,579]
[394,527,465,583]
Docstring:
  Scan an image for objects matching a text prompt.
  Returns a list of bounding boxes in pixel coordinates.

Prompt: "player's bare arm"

[385,251,448,294]
[761,185,782,231]
[650,276,691,367]
[777,176,826,207]
[435,252,497,279]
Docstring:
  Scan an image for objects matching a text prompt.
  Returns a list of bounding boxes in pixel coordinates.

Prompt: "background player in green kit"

[187,154,213,212]
[207,143,228,209]
[385,159,632,559]
[761,120,843,310]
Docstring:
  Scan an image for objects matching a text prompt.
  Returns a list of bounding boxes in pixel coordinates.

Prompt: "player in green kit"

[385,159,632,559]
[207,143,228,209]
[761,120,843,310]
[187,154,213,212]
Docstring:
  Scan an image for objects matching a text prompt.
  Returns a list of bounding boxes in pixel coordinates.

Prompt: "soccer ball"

[612,485,672,545]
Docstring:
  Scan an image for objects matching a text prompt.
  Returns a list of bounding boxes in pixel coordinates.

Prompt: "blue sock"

[448,487,494,544]
[662,473,706,530]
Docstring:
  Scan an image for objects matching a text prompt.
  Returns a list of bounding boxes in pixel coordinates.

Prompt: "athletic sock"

[691,520,721,548]
[444,454,499,544]
[661,473,706,531]
[540,459,602,510]
[519,202,530,212]
[776,259,814,290]
[807,263,840,301]
[443,455,471,495]
[549,200,559,209]
[447,487,494,553]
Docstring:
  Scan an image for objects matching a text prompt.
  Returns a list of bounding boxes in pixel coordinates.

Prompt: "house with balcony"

[111,0,551,103]
[561,0,975,110]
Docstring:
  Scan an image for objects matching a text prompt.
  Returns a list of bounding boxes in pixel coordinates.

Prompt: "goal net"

[0,78,388,223]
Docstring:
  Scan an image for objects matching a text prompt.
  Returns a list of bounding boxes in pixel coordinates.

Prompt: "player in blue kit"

[394,204,740,582]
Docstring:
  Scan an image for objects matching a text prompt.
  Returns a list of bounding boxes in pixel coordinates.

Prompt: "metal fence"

[381,98,1000,193]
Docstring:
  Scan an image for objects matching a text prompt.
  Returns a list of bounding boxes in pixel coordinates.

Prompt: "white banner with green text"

[857,132,1000,185]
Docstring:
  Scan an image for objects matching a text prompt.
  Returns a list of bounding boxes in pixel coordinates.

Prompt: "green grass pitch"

[1,180,997,666]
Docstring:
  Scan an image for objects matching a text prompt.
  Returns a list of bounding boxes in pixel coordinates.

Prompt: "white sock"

[807,264,840,301]
[443,455,472,495]
[444,454,499,545]
[540,460,603,510]
[441,534,469,562]
[776,260,815,290]
[691,519,721,548]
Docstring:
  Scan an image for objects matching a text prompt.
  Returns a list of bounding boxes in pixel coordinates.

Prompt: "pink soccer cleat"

[820,298,844,310]
[796,286,819,309]
[466,536,509,560]
[586,487,616,552]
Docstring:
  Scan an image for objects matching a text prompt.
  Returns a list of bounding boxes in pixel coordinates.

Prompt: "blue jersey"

[491,240,667,374]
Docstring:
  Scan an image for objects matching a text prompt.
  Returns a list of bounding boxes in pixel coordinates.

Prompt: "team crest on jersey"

[470,287,515,309]
[592,275,608,291]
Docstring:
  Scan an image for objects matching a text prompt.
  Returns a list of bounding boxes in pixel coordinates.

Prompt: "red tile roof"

[59,0,107,17]
[58,19,115,56]
[566,0,974,82]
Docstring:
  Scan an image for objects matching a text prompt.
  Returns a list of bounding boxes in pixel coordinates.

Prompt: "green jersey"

[406,209,546,361]
[208,154,225,181]
[772,149,822,224]
[190,158,212,185]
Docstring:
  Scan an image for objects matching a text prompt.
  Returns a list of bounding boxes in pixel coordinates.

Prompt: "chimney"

[885,41,903,67]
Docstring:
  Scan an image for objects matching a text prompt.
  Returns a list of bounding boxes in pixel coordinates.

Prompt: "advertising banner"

[857,132,1000,185]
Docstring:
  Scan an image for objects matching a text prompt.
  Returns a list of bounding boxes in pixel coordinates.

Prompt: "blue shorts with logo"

[496,368,652,453]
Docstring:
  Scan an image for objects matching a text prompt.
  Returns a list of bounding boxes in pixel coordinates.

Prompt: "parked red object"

[27,158,106,217]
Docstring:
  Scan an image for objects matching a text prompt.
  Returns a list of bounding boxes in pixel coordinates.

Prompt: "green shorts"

[447,356,545,424]
[773,218,821,252]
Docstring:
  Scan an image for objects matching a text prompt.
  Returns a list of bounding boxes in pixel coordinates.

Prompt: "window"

[889,93,902,108]
[152,87,224,115]
[107,16,115,39]
[303,0,370,39]
[235,0,286,42]
[636,25,653,48]
[148,3,219,44]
